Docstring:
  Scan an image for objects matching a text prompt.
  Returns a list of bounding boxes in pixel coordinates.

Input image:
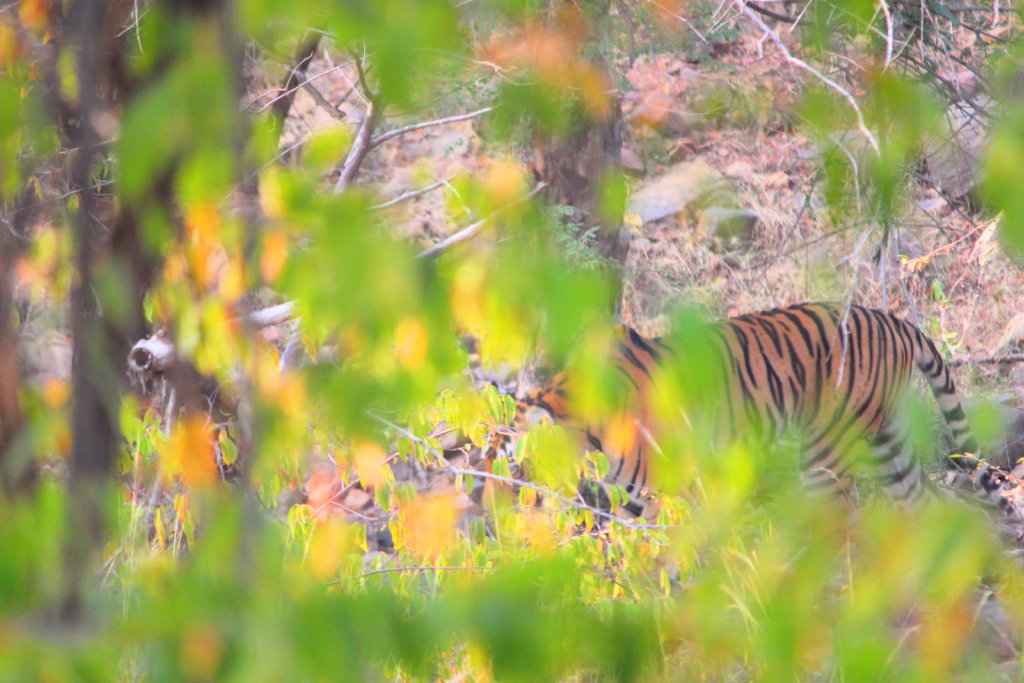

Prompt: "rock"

[752,171,789,189]
[621,146,645,175]
[916,196,948,213]
[724,160,754,180]
[626,161,731,224]
[699,207,759,243]
[627,90,703,136]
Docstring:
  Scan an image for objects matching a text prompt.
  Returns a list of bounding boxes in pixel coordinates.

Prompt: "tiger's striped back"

[496,303,980,514]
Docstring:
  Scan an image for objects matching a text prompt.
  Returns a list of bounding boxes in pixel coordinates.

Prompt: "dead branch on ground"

[417,182,548,260]
[369,107,493,149]
[372,177,454,211]
[952,354,1024,367]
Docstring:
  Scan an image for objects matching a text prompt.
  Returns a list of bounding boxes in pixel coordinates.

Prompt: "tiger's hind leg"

[799,435,859,504]
[869,420,929,504]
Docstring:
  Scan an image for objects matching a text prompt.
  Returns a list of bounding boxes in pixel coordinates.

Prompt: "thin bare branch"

[878,0,894,69]
[332,565,497,584]
[417,182,547,260]
[370,107,493,149]
[369,413,673,533]
[252,61,354,113]
[302,80,346,121]
[372,176,454,211]
[248,301,296,327]
[269,35,322,125]
[333,55,378,193]
[951,354,1024,367]
[745,0,796,23]
[334,101,377,193]
[735,0,880,156]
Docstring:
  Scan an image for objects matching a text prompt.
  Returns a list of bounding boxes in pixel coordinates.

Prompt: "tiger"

[484,302,1007,516]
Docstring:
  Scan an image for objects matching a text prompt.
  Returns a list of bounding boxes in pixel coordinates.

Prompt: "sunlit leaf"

[159,414,218,489]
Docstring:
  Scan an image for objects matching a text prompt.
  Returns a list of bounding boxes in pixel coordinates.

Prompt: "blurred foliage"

[0,0,1023,680]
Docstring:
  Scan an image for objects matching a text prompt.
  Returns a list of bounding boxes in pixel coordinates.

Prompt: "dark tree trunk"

[535,2,629,309]
[60,0,149,622]
[540,98,628,269]
[0,188,35,495]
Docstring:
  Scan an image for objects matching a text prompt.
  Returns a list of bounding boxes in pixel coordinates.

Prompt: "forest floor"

[277,20,1024,396]
[273,20,1024,416]
[246,12,1024,557]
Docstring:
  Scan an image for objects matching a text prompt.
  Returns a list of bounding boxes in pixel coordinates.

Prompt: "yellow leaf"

[153,509,167,551]
[159,414,218,489]
[352,441,390,489]
[522,509,556,552]
[185,203,220,241]
[522,424,577,491]
[259,169,285,219]
[52,421,70,457]
[451,260,486,329]
[0,23,20,69]
[258,355,306,418]
[217,255,245,305]
[483,160,526,207]
[400,493,459,560]
[260,230,289,283]
[184,204,222,291]
[308,519,351,579]
[394,316,429,369]
[162,252,186,284]
[173,492,190,522]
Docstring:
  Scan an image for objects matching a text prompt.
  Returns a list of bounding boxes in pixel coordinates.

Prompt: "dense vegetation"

[2,0,1024,680]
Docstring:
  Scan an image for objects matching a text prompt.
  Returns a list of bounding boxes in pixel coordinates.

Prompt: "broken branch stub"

[127,333,177,379]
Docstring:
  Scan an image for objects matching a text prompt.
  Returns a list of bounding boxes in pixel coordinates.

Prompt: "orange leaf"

[260,230,289,283]
[604,412,639,455]
[159,414,218,489]
[306,468,342,521]
[400,493,459,560]
[40,377,69,408]
[17,0,48,35]
[180,622,225,681]
[0,23,22,69]
[185,204,220,241]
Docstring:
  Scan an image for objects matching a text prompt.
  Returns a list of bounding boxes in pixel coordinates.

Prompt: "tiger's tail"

[908,323,977,457]
[908,321,1014,505]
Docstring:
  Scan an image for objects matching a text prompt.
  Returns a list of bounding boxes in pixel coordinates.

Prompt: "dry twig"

[417,182,547,260]
[372,176,454,211]
[370,413,674,534]
[951,354,1024,367]
[369,107,493,149]
[735,0,880,156]
[334,54,379,193]
[334,99,378,193]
